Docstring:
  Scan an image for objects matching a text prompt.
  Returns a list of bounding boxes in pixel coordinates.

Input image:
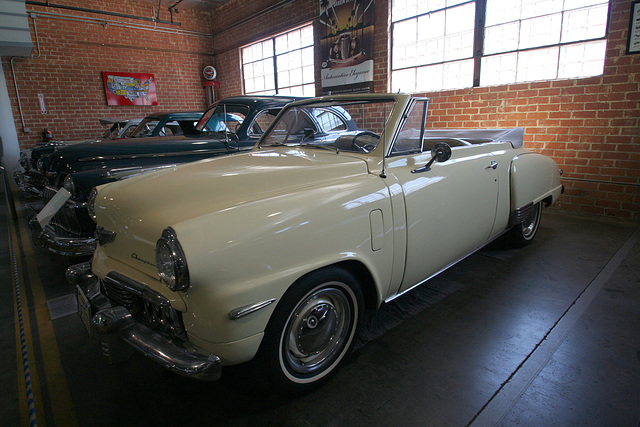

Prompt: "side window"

[249,109,280,136]
[391,100,428,155]
[313,108,347,133]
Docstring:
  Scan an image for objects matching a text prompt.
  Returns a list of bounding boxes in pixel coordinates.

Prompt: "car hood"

[94,148,370,274]
[47,134,235,172]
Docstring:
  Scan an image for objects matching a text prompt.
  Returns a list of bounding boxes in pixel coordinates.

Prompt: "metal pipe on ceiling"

[31,10,212,38]
[25,1,181,26]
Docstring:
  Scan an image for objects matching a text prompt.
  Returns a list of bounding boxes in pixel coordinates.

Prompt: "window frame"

[241,23,315,96]
[390,0,612,92]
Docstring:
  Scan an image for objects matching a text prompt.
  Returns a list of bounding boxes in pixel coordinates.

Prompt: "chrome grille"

[102,272,186,340]
[42,185,58,204]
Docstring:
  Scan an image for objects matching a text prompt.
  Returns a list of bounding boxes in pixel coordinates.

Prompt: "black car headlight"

[19,152,30,171]
[63,175,76,198]
[36,157,46,173]
[87,187,98,222]
[156,228,190,292]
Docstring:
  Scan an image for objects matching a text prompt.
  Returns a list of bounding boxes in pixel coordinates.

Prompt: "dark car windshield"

[196,104,249,133]
[259,99,395,153]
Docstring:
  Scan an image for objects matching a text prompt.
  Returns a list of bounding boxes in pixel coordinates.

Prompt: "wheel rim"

[281,283,355,379]
[522,203,541,240]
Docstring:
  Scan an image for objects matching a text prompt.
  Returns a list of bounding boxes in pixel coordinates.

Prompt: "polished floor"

[1,189,638,426]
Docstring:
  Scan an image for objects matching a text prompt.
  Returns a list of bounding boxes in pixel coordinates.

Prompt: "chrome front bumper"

[29,218,97,257]
[14,171,48,196]
[67,263,221,381]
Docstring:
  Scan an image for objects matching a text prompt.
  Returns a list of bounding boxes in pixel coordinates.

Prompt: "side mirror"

[302,128,316,141]
[431,142,452,163]
[411,142,452,174]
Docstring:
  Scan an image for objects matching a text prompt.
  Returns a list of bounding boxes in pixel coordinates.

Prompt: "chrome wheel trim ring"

[279,282,356,383]
[522,203,541,240]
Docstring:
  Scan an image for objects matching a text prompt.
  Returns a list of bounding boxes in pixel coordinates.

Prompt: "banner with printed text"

[102,72,158,106]
[320,0,375,95]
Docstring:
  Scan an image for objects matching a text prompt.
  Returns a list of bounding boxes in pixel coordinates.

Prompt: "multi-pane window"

[391,0,609,93]
[242,25,315,97]
[392,0,475,93]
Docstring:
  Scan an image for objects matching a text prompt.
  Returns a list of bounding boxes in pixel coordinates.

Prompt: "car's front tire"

[259,267,363,395]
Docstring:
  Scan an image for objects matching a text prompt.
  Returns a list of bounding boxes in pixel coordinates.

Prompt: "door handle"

[485,161,498,170]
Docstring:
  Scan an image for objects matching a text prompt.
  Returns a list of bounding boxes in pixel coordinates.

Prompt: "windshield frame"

[257,95,401,155]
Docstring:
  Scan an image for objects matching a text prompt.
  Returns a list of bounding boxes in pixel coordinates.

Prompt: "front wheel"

[504,202,542,248]
[259,267,363,395]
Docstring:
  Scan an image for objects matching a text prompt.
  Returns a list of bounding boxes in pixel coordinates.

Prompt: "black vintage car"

[15,110,203,196]
[30,95,302,257]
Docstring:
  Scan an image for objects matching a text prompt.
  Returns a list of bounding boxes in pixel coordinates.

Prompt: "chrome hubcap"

[283,285,353,375]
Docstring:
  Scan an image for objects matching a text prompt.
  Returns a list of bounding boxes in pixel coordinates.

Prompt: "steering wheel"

[352,131,379,153]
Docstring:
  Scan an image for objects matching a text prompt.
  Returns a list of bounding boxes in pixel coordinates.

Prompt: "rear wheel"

[259,267,363,395]
[504,202,542,248]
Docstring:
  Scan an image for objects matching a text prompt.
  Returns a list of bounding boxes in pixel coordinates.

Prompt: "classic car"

[28,96,302,257]
[126,111,203,138]
[15,117,143,194]
[100,117,144,140]
[68,93,563,394]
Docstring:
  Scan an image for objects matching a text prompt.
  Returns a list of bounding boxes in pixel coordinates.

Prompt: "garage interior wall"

[1,0,214,149]
[2,0,639,221]
[212,0,639,221]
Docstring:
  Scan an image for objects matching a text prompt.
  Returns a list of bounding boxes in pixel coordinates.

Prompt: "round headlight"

[156,228,190,292]
[37,157,46,173]
[63,175,76,198]
[87,187,98,222]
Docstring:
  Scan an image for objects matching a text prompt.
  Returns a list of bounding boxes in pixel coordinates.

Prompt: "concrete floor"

[1,190,639,426]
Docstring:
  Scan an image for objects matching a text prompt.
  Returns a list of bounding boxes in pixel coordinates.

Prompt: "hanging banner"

[102,72,158,106]
[319,0,375,95]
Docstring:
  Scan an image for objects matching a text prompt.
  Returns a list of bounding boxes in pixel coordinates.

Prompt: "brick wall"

[418,0,639,221]
[4,0,638,220]
[210,0,638,221]
[2,0,214,149]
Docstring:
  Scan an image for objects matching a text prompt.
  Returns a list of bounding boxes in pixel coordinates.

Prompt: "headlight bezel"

[63,175,76,199]
[155,227,190,292]
[87,187,98,222]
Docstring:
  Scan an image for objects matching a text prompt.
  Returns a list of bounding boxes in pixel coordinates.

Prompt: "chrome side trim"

[228,298,276,320]
[385,228,510,304]
[77,147,235,163]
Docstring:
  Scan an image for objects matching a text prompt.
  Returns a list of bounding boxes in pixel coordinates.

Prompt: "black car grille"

[42,185,94,237]
[102,272,186,340]
[42,185,58,204]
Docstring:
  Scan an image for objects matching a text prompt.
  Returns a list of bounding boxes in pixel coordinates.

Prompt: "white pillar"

[0,59,21,190]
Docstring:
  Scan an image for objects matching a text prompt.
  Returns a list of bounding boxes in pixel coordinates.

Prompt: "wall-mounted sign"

[102,72,158,106]
[628,1,640,54]
[203,66,217,81]
[320,0,375,95]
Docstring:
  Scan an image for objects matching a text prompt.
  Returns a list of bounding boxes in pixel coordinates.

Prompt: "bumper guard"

[67,263,221,381]
[29,218,96,257]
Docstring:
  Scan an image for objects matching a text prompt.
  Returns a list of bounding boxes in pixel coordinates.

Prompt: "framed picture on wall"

[628,1,640,54]
[102,72,158,105]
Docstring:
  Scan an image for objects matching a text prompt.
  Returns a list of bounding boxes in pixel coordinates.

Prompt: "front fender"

[173,174,395,355]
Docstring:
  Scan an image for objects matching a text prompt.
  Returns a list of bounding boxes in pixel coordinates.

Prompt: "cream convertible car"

[69,94,563,394]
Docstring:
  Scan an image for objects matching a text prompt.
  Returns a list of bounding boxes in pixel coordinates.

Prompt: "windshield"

[196,104,249,133]
[259,99,395,153]
[130,119,161,137]
[103,121,128,139]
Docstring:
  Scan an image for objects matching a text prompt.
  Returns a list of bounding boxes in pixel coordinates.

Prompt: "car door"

[387,143,499,295]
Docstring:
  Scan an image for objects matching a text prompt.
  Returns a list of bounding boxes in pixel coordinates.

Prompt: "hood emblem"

[95,226,116,246]
[131,253,154,267]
